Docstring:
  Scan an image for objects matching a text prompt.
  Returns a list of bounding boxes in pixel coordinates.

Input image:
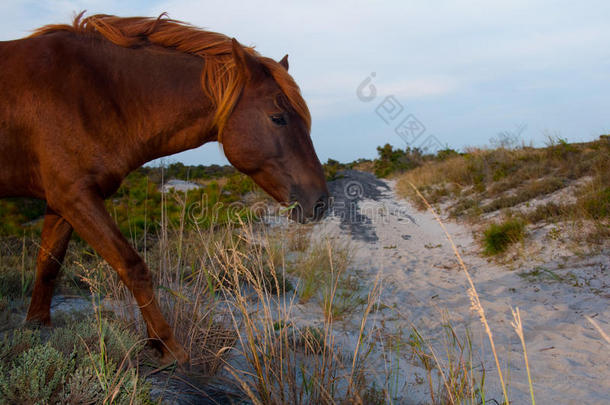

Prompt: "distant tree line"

[137,162,236,183]
[323,143,460,180]
[0,145,461,236]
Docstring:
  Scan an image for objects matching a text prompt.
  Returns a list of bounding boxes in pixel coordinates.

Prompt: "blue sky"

[2,1,609,165]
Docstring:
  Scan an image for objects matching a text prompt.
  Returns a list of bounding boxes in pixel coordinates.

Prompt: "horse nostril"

[312,193,330,220]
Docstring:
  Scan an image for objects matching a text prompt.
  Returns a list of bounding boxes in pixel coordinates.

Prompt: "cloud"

[378,76,459,100]
[0,0,162,39]
[1,0,610,165]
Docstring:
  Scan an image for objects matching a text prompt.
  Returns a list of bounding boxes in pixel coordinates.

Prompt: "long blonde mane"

[31,12,311,138]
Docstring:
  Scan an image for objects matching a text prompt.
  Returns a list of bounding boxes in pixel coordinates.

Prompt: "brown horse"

[0,13,329,363]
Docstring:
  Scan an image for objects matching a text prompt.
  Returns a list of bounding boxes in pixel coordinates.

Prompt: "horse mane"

[30,12,311,138]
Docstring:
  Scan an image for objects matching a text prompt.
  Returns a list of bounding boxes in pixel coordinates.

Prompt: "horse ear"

[231,38,265,80]
[279,54,289,71]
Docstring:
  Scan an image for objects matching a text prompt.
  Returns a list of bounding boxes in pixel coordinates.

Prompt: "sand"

[309,170,610,404]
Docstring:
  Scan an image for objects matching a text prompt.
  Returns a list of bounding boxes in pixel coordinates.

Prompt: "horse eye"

[270,114,287,126]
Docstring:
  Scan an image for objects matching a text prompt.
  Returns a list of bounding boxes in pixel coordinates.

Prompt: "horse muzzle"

[289,192,330,223]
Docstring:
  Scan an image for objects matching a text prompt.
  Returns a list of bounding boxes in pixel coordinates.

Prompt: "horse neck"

[97,42,219,169]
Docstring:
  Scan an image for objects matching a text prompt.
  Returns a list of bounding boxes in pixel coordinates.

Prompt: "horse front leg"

[49,189,188,365]
[26,207,73,325]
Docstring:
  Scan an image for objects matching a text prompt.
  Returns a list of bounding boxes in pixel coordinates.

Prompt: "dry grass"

[56,194,386,403]
[200,219,386,404]
[0,161,562,404]
[404,317,486,405]
[1,206,506,404]
[511,307,536,405]
[0,207,531,405]
[397,138,610,253]
[208,224,349,404]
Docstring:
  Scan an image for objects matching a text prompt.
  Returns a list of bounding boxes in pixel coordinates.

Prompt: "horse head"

[221,39,329,222]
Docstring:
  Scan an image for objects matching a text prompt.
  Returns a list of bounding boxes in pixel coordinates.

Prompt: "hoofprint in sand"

[298,170,609,404]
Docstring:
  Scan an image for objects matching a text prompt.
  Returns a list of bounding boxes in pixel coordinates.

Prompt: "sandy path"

[315,170,610,404]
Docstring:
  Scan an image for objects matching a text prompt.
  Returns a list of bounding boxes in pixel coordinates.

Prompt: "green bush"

[435,148,460,161]
[374,144,423,178]
[0,318,150,405]
[482,219,525,255]
[59,365,105,404]
[0,329,41,364]
[49,318,143,365]
[0,165,258,239]
[60,353,151,405]
[0,343,74,404]
[106,169,260,241]
[0,198,45,235]
[323,158,346,181]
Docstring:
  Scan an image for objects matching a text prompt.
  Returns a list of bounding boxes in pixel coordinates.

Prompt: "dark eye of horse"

[270,114,287,126]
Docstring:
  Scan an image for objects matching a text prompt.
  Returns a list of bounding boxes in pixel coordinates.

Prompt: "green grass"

[0,166,261,241]
[482,219,525,255]
[582,186,610,219]
[283,237,364,319]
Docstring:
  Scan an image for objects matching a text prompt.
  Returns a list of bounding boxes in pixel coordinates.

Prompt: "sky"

[2,1,609,166]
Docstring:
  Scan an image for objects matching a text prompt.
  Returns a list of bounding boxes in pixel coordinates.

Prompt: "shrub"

[323,158,346,181]
[0,343,74,404]
[374,144,423,178]
[482,219,525,255]
[435,148,460,161]
[0,318,151,405]
[481,177,565,213]
[59,365,105,404]
[48,318,143,365]
[64,353,151,405]
[0,198,45,235]
[0,328,41,365]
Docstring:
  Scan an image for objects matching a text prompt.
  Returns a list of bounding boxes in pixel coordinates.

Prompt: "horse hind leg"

[26,208,73,325]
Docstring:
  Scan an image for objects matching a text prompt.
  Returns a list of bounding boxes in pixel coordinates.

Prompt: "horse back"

[0,32,207,201]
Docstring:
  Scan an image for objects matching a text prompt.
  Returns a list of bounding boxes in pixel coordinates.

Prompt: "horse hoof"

[160,346,189,366]
[24,315,52,327]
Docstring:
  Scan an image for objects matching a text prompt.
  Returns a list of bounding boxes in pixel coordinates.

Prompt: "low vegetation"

[0,315,150,404]
[0,172,498,404]
[482,219,525,255]
[4,136,602,402]
[0,162,260,238]
[397,136,610,254]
